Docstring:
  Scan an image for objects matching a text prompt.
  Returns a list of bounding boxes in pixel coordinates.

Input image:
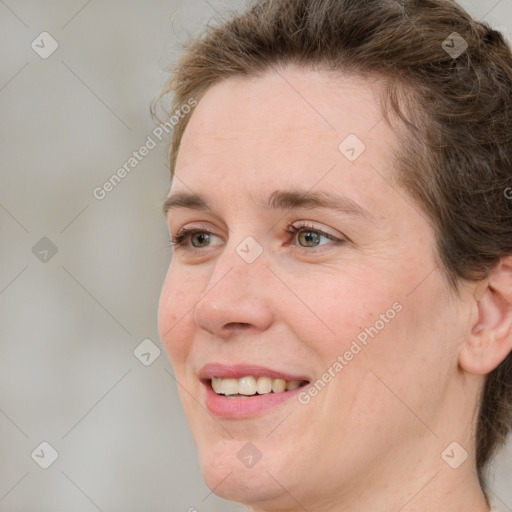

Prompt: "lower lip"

[203,381,306,419]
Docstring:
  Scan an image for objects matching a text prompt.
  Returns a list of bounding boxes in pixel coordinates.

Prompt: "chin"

[196,437,287,506]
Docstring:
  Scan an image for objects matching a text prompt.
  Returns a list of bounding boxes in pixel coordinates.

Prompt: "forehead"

[180,67,389,146]
[174,66,400,204]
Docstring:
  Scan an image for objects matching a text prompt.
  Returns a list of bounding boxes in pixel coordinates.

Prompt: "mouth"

[199,364,311,418]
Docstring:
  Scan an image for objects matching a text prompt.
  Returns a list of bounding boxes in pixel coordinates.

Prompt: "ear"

[459,255,512,375]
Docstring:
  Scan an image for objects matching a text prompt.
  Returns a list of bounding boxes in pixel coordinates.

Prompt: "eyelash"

[169,222,344,254]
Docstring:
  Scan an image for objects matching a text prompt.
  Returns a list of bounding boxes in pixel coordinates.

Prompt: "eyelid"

[170,222,220,240]
[171,220,340,238]
[288,220,342,239]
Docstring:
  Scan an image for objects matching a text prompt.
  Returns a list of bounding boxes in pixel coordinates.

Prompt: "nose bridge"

[192,233,274,337]
[211,230,268,286]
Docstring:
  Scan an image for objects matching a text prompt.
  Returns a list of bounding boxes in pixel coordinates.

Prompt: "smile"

[199,364,311,418]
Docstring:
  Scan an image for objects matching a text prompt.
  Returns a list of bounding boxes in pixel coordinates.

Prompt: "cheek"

[298,268,430,407]
[294,268,398,354]
[158,265,201,360]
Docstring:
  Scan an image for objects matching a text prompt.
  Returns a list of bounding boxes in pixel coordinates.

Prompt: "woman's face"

[158,67,473,509]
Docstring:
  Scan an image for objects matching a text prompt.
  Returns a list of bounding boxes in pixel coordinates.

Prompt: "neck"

[249,433,489,512]
[250,465,489,512]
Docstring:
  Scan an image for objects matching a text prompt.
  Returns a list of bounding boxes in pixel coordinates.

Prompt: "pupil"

[193,233,208,246]
[300,231,319,246]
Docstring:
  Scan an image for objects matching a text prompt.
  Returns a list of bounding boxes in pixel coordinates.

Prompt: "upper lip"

[199,363,310,382]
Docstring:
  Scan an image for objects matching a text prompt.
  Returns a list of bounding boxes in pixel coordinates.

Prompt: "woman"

[155,0,512,510]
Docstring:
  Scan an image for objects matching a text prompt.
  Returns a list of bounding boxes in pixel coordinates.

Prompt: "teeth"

[256,376,272,394]
[272,378,286,393]
[239,376,257,395]
[286,380,301,390]
[212,377,238,395]
[211,376,305,396]
[211,377,223,394]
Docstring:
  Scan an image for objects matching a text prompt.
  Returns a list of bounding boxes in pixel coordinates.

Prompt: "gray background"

[0,1,510,511]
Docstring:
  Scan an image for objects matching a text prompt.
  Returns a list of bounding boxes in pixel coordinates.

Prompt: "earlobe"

[459,257,512,375]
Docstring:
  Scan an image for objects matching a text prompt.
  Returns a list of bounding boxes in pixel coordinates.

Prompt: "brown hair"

[154,0,512,488]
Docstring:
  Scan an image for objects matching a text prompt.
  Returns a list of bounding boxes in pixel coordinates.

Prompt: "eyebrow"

[163,189,372,220]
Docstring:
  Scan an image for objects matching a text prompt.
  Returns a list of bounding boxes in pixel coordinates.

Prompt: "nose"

[192,239,275,340]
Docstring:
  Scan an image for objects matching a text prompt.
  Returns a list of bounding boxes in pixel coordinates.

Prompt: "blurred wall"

[0,1,510,511]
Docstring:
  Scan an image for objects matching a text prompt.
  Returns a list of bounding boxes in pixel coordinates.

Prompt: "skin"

[158,65,512,511]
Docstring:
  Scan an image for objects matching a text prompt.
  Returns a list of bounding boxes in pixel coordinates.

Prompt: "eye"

[285,222,344,251]
[169,227,221,250]
[169,222,345,253]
